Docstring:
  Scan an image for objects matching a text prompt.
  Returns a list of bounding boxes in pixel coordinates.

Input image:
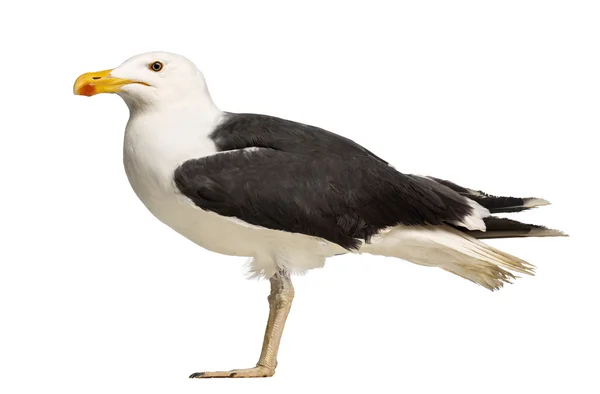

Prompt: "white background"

[1,1,598,393]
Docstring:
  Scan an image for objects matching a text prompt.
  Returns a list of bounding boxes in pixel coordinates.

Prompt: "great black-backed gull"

[74,51,565,378]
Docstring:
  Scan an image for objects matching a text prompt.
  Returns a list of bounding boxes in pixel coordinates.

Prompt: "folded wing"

[174,148,488,250]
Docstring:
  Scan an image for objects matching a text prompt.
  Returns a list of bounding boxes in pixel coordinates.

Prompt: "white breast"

[122,107,234,252]
[121,107,344,277]
[122,107,217,202]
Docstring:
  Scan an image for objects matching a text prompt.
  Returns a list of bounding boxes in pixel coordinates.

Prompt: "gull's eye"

[149,61,164,72]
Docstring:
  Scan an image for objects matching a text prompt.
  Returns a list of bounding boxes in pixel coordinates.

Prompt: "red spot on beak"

[78,84,97,97]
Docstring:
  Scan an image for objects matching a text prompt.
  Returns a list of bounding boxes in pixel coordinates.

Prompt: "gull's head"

[73,51,212,110]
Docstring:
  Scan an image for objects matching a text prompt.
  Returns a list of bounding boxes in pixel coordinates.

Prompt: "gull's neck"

[123,91,223,189]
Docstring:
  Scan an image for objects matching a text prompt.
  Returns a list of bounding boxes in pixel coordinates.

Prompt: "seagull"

[74,51,566,378]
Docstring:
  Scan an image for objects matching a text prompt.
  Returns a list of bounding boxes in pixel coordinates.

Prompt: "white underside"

[122,105,527,288]
[143,194,345,277]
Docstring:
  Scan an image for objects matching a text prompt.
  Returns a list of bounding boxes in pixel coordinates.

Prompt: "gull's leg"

[190,270,294,378]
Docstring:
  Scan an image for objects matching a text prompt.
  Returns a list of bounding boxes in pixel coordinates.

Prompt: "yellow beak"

[73,69,136,96]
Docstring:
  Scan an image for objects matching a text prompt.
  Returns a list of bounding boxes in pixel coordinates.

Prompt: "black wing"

[174,148,475,250]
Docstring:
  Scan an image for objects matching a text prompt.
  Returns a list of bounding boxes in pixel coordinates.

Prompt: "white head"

[74,51,218,114]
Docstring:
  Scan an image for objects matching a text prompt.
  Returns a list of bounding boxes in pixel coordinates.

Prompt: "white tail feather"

[364,225,535,291]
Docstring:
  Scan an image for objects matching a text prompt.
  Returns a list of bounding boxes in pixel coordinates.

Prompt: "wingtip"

[529,227,569,237]
[523,198,551,209]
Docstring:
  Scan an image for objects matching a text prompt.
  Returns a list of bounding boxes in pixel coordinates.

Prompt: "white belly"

[127,171,342,276]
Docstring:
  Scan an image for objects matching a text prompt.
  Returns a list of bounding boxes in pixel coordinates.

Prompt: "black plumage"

[210,113,388,163]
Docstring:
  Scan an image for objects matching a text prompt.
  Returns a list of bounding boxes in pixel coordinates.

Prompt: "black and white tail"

[365,177,567,291]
